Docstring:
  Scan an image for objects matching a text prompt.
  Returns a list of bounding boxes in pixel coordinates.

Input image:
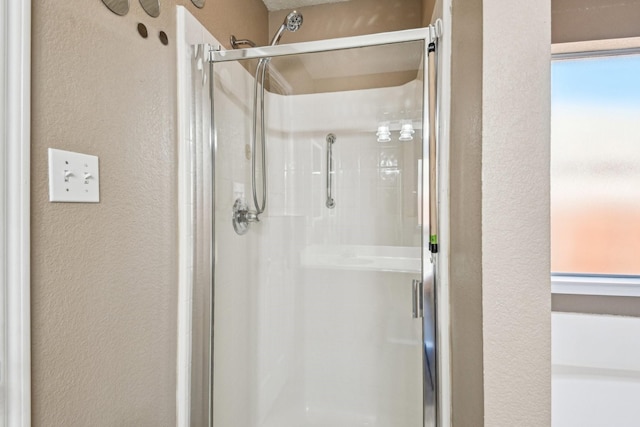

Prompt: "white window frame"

[552,274,640,297]
[551,38,640,301]
[1,0,31,425]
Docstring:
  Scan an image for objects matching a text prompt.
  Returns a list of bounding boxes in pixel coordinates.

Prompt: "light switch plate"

[48,148,100,203]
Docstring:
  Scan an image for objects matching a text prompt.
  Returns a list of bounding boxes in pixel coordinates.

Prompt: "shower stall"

[179,10,442,426]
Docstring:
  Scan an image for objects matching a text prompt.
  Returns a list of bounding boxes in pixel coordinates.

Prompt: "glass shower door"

[210,37,433,427]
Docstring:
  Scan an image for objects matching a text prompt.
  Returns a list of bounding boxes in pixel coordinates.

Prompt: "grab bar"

[326,133,336,209]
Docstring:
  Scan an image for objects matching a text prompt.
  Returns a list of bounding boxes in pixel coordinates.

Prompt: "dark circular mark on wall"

[159,31,169,46]
[137,23,148,38]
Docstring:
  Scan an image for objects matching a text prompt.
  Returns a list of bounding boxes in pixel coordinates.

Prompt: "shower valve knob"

[232,198,260,235]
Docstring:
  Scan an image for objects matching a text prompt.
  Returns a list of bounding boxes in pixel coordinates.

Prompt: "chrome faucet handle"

[232,198,259,235]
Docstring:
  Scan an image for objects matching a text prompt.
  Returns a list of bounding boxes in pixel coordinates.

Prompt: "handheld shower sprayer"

[269,10,304,46]
[231,11,304,235]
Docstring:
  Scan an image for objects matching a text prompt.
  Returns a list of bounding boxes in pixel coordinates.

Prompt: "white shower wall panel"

[262,81,424,425]
[268,80,423,247]
[211,60,255,427]
[213,60,306,427]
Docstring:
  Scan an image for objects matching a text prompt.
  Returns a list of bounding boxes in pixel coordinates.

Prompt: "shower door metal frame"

[209,27,438,63]
[208,25,441,427]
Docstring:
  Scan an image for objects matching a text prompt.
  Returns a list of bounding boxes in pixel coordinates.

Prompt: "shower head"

[284,10,303,32]
[269,10,303,46]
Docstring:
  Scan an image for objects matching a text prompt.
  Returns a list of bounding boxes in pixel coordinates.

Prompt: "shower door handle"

[412,279,423,319]
[326,133,336,209]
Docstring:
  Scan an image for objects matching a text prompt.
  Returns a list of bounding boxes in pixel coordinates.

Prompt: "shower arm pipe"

[230,35,257,49]
[210,24,442,62]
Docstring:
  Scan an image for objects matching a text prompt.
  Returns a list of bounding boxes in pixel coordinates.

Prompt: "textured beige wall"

[30,1,266,426]
[31,1,552,426]
[448,0,485,424]
[448,0,551,425]
[181,0,269,48]
[422,0,436,26]
[552,0,640,43]
[482,0,551,425]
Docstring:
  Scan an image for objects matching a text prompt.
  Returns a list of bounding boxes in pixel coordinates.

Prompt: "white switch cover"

[48,148,100,203]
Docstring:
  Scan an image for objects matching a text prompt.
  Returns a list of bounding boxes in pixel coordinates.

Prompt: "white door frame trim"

[2,0,31,425]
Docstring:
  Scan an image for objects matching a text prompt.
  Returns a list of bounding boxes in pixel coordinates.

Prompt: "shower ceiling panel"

[262,0,351,12]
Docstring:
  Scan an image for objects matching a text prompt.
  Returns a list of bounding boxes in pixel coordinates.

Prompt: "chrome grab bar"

[326,133,336,209]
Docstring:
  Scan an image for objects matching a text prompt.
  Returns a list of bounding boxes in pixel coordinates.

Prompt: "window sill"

[552,274,640,298]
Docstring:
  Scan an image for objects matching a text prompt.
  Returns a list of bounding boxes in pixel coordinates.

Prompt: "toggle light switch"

[48,148,100,203]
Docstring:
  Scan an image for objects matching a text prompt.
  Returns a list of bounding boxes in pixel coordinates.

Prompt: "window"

[551,52,640,277]
[551,42,640,427]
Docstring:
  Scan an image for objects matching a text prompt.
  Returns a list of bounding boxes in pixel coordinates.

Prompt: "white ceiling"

[262,0,351,12]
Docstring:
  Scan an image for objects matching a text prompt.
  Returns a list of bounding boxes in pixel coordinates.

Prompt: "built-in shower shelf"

[301,245,420,273]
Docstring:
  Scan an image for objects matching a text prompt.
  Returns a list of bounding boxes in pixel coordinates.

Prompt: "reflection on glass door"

[211,39,429,427]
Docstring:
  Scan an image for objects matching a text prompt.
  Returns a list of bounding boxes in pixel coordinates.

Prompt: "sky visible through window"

[551,54,640,276]
[553,55,640,108]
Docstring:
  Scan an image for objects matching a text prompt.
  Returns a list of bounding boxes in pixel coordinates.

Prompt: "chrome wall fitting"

[230,35,257,49]
[232,198,258,235]
[191,0,205,8]
[102,0,130,16]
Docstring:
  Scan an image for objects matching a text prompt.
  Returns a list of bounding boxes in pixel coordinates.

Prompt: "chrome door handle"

[412,279,423,318]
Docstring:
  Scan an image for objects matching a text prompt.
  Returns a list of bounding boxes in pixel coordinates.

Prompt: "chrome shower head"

[284,10,303,32]
[269,10,303,46]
